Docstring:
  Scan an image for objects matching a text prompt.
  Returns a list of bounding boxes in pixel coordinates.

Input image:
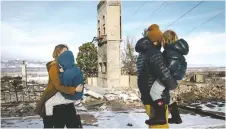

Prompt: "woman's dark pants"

[43,103,81,128]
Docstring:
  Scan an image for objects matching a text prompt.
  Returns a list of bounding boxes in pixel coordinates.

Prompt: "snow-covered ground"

[92,111,225,128]
[1,110,225,128]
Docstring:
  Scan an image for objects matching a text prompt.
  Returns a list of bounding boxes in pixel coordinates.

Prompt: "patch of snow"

[169,114,225,128]
[1,119,42,128]
[85,90,104,99]
[91,111,225,128]
[130,93,139,101]
[200,104,225,113]
[119,94,129,101]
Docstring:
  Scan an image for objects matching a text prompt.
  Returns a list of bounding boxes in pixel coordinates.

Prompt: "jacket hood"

[135,37,161,53]
[58,51,75,69]
[46,61,56,72]
[166,38,189,55]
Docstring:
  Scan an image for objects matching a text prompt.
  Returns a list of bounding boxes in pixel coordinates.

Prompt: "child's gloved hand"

[75,84,83,92]
[59,67,64,72]
[59,64,64,72]
[161,90,170,104]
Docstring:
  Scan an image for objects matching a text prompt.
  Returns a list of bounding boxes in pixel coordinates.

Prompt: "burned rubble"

[171,71,225,105]
[1,102,37,117]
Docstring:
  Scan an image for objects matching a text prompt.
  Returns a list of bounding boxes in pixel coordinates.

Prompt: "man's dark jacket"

[135,37,178,105]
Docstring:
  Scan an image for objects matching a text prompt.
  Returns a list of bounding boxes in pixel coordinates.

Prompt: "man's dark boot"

[168,102,182,124]
[145,99,167,125]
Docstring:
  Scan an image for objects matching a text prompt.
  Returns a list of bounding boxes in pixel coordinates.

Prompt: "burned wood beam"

[85,90,104,99]
[85,101,107,108]
[178,105,225,120]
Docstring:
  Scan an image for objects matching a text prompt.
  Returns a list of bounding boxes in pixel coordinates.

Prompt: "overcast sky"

[1,1,225,66]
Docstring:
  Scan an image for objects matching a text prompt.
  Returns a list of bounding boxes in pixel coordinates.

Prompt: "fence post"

[28,91,31,102]
[22,91,24,102]
[9,92,11,103]
[3,92,5,103]
[15,85,18,102]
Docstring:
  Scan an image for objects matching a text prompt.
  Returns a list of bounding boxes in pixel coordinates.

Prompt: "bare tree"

[121,37,137,75]
[142,28,148,37]
[12,77,22,102]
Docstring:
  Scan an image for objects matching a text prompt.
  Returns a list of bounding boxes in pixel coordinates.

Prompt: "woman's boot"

[43,115,54,128]
[168,102,182,124]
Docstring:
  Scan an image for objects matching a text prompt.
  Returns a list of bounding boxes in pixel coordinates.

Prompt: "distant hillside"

[188,64,225,68]
[1,60,224,71]
[1,60,47,68]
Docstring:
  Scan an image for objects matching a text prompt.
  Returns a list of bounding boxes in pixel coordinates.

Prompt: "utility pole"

[22,61,27,88]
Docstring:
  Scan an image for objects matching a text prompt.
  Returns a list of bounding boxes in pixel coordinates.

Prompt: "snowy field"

[1,110,225,128]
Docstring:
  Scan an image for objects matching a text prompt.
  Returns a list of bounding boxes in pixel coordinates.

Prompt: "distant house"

[189,74,206,83]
